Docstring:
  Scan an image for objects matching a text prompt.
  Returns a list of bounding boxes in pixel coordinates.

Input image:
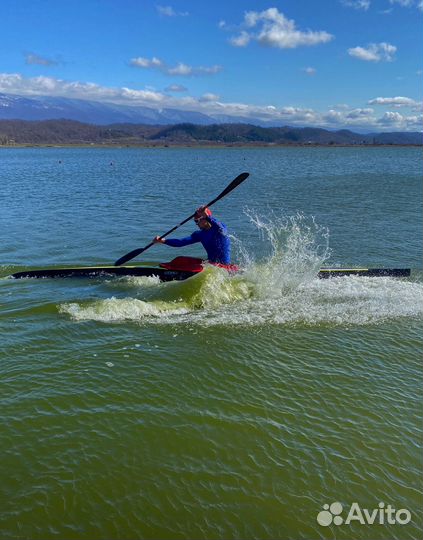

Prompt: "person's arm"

[153,232,200,247]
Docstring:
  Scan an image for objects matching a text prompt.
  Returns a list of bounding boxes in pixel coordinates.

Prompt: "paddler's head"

[194,207,212,230]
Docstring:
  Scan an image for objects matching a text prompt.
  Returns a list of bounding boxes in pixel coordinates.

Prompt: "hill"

[0,119,421,146]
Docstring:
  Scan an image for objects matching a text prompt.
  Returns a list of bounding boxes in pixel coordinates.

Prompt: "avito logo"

[317,502,412,526]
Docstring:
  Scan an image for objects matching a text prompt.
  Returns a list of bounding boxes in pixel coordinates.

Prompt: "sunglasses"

[194,217,206,223]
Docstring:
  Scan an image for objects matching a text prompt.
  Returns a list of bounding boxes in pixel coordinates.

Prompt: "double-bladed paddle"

[114,172,249,266]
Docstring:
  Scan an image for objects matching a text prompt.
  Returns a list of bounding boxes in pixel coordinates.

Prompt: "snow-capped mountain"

[0,93,215,125]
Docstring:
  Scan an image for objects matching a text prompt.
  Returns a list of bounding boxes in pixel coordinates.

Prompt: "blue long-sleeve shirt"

[165,216,231,264]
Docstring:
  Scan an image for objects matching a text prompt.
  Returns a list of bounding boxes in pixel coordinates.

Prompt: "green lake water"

[1,146,422,540]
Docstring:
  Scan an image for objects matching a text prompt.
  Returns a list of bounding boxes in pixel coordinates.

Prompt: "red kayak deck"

[159,256,239,273]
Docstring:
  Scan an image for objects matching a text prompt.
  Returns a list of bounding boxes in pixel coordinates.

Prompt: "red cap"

[195,206,212,218]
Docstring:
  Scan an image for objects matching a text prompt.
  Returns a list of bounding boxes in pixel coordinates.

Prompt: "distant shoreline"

[1,142,422,149]
[1,119,421,147]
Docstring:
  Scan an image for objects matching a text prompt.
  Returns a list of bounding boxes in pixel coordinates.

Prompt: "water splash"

[59,212,422,326]
[236,209,331,298]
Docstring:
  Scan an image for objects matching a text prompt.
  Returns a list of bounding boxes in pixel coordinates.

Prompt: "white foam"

[60,296,189,323]
[58,212,422,327]
[160,275,423,327]
[106,275,161,288]
[59,275,423,326]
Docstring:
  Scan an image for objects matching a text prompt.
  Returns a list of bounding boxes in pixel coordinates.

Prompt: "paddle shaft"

[114,172,249,266]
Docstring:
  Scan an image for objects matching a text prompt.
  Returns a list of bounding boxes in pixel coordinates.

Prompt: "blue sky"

[0,0,422,131]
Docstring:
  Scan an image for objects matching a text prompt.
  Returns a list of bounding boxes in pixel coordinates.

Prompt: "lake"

[1,146,422,540]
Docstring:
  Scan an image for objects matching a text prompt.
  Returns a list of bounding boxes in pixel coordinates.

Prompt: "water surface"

[1,146,422,540]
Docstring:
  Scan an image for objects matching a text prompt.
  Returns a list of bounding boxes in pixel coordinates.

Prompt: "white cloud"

[379,111,404,123]
[156,5,188,17]
[165,84,188,92]
[25,53,58,66]
[331,103,351,110]
[130,56,222,77]
[228,8,334,49]
[389,0,414,6]
[322,107,420,131]
[230,31,251,47]
[377,110,422,129]
[346,107,374,118]
[167,63,193,76]
[341,1,371,10]
[172,63,222,76]
[1,72,421,132]
[387,0,423,9]
[323,107,376,128]
[348,42,396,62]
[199,93,220,102]
[0,73,166,103]
[157,5,175,16]
[403,114,423,127]
[368,96,423,114]
[130,57,163,68]
[120,87,165,102]
[325,110,344,122]
[303,67,317,76]
[368,96,418,106]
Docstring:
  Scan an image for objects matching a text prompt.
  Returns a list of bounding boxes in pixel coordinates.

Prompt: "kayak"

[9,257,202,281]
[9,256,411,280]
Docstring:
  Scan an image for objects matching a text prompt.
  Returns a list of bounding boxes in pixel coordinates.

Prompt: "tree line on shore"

[0,119,421,146]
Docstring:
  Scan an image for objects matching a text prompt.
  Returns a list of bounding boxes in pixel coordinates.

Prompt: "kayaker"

[153,206,231,264]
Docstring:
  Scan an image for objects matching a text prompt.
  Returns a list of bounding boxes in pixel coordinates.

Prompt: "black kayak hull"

[9,265,411,280]
[10,265,195,281]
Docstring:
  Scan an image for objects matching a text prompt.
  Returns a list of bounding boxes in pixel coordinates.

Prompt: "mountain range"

[0,92,228,125]
[1,118,421,146]
[0,92,421,145]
